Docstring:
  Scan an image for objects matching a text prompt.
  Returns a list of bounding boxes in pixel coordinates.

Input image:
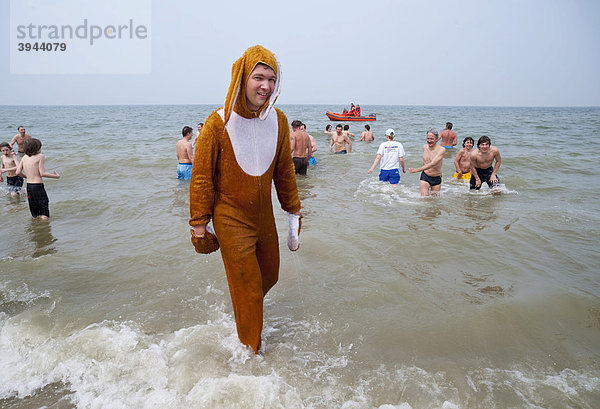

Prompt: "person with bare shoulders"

[290,120,311,175]
[0,142,22,196]
[10,126,31,155]
[360,124,374,142]
[438,122,457,149]
[408,128,445,196]
[329,124,352,154]
[191,122,203,148]
[15,138,60,220]
[453,137,474,182]
[176,126,194,180]
[343,124,355,139]
[324,124,334,135]
[300,123,317,166]
[469,135,501,190]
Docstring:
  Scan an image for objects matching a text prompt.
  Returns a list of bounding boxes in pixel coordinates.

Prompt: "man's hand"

[193,224,207,237]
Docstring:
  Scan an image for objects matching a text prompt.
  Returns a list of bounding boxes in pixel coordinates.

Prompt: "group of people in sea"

[324,120,501,197]
[1,126,60,220]
[179,45,503,354]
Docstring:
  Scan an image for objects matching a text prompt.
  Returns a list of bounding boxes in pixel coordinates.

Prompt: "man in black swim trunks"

[469,135,502,190]
[409,128,446,196]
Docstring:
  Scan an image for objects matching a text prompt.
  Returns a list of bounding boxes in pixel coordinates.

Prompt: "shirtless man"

[438,122,457,149]
[470,135,501,190]
[290,120,311,175]
[10,126,31,154]
[409,128,445,196]
[360,124,374,142]
[191,122,203,148]
[176,126,194,180]
[300,123,317,166]
[453,137,474,181]
[329,124,352,154]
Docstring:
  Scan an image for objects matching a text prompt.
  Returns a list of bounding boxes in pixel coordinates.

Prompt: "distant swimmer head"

[446,122,453,129]
[343,125,350,131]
[385,128,395,138]
[325,124,332,131]
[365,124,370,131]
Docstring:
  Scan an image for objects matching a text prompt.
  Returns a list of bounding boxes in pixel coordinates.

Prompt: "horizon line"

[1,103,599,109]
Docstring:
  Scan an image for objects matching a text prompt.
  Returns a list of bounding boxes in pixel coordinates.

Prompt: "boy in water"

[343,124,355,139]
[470,135,501,190]
[453,137,474,181]
[0,142,23,197]
[16,138,60,220]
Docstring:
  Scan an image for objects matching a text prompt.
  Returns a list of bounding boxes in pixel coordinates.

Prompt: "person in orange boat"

[355,105,361,117]
[189,45,302,354]
[348,103,356,116]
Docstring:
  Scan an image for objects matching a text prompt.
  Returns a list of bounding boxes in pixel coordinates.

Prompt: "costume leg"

[256,217,279,296]
[216,218,264,353]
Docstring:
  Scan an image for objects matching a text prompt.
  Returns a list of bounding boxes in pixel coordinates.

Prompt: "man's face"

[464,140,474,150]
[245,64,276,112]
[197,124,202,133]
[426,132,436,146]
[18,127,25,135]
[336,126,343,135]
[300,125,306,131]
[478,142,490,152]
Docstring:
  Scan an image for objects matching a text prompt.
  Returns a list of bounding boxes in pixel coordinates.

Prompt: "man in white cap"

[367,128,405,184]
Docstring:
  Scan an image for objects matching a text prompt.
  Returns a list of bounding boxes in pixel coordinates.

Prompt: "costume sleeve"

[273,109,301,214]
[189,111,222,226]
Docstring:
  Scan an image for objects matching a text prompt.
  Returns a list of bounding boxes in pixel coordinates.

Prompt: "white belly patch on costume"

[218,109,278,177]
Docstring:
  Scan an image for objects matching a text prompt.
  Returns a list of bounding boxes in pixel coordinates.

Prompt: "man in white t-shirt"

[367,128,406,184]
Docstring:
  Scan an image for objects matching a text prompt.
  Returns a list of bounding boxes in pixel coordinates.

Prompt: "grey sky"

[1,0,599,106]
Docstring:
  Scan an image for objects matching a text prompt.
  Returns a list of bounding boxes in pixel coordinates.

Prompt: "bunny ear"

[223,55,245,126]
[259,55,282,121]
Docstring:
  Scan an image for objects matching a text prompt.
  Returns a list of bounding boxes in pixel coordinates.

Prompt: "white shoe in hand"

[287,213,302,251]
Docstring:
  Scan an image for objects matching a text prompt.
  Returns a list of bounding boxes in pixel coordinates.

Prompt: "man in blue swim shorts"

[438,122,457,149]
[176,126,194,180]
[367,128,405,184]
[470,135,502,190]
[409,128,446,196]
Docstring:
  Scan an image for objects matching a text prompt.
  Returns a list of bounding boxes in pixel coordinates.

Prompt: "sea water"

[1,104,599,408]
